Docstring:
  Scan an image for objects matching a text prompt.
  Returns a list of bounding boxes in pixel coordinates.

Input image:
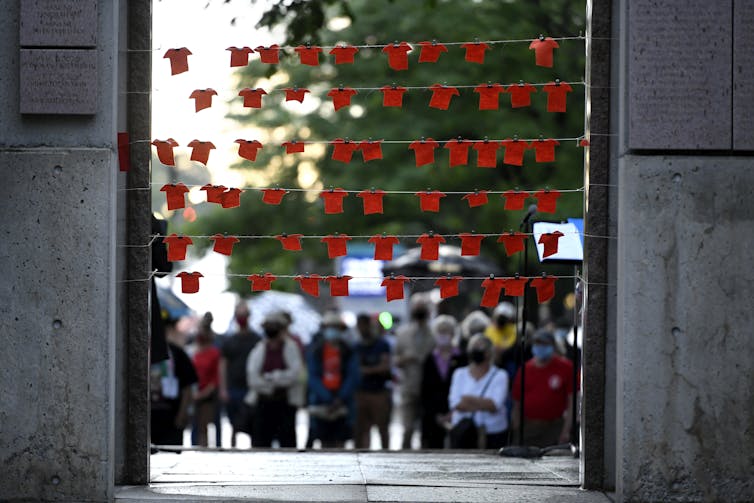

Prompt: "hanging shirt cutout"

[530,275,557,303]
[210,234,240,256]
[529,37,559,68]
[380,86,407,107]
[160,183,189,210]
[319,188,348,214]
[474,83,505,110]
[220,188,243,208]
[164,48,191,75]
[417,41,448,63]
[501,139,530,166]
[382,276,409,301]
[501,277,528,297]
[539,231,564,258]
[359,140,383,162]
[444,139,473,167]
[177,271,203,294]
[497,232,528,256]
[369,235,400,260]
[329,45,359,64]
[480,277,505,307]
[275,234,303,251]
[295,274,322,297]
[382,42,412,70]
[284,87,310,103]
[416,233,446,260]
[235,139,263,162]
[255,45,280,64]
[163,234,193,261]
[282,140,306,154]
[152,138,178,166]
[435,276,462,298]
[429,84,460,110]
[187,140,216,165]
[189,89,217,112]
[533,189,561,213]
[356,190,386,215]
[409,138,439,166]
[460,42,490,63]
[227,46,254,67]
[327,87,358,111]
[461,191,489,208]
[458,233,484,256]
[543,81,573,112]
[533,139,559,163]
[473,141,501,168]
[201,184,227,204]
[326,275,352,296]
[261,188,288,205]
[294,45,323,66]
[238,88,267,108]
[247,273,277,291]
[501,190,530,210]
[415,190,446,212]
[321,234,352,258]
[331,139,359,163]
[507,83,537,108]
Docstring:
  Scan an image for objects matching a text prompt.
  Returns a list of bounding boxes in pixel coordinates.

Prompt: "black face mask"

[264,327,281,338]
[469,349,487,364]
[412,309,429,321]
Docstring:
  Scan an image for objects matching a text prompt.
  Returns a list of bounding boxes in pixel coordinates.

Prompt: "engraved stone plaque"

[20,0,97,47]
[733,4,754,150]
[19,49,97,115]
[627,1,732,150]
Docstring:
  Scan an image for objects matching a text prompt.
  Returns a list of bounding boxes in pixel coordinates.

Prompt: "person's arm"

[267,338,302,387]
[361,351,391,376]
[246,344,271,393]
[338,350,361,401]
[174,386,193,429]
[448,369,463,411]
[559,393,574,444]
[306,346,334,403]
[218,357,229,402]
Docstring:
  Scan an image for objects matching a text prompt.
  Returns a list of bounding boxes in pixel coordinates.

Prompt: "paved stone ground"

[115,451,613,502]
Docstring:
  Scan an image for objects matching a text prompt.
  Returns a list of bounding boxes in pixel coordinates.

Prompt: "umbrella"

[382,245,502,277]
[155,284,193,320]
[247,290,322,344]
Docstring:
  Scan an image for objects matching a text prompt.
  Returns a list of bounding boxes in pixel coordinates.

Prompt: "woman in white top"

[448,334,509,449]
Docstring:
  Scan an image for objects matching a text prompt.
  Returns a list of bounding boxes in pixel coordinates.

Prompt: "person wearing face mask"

[354,313,392,449]
[191,313,222,447]
[395,294,436,449]
[448,334,509,449]
[510,330,574,447]
[306,311,360,448]
[420,315,466,448]
[219,302,261,447]
[245,311,304,448]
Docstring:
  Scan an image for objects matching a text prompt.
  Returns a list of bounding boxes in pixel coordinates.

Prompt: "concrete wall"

[0,0,122,500]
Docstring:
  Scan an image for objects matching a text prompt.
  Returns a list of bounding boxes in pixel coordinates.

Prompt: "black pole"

[517,220,531,445]
[570,268,581,453]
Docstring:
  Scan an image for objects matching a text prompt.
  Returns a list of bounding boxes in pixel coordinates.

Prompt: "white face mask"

[435,333,452,347]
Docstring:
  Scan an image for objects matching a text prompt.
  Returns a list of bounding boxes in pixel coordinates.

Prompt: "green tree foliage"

[186,0,586,294]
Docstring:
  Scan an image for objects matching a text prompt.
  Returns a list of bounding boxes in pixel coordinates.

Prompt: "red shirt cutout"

[356,189,386,215]
[497,232,527,256]
[247,273,277,291]
[474,84,505,110]
[325,275,352,297]
[530,275,557,303]
[284,88,310,103]
[282,140,306,154]
[321,234,352,258]
[238,88,267,108]
[382,42,412,70]
[327,87,358,111]
[226,46,253,67]
[416,233,446,260]
[152,138,178,166]
[201,184,227,204]
[235,139,263,162]
[501,277,528,297]
[189,89,217,112]
[415,190,446,212]
[461,191,489,208]
[533,139,560,163]
[295,274,323,297]
[210,234,240,256]
[164,48,191,75]
[501,190,530,210]
[382,275,409,302]
[506,83,537,108]
[160,183,189,210]
[417,41,448,63]
[501,139,530,166]
[255,45,280,64]
[529,37,559,68]
[220,188,243,208]
[539,231,564,258]
[329,45,359,64]
[275,234,303,251]
[409,138,439,166]
[580,138,590,147]
[163,234,193,261]
[187,140,216,165]
[294,45,323,66]
[380,86,407,107]
[480,277,505,307]
[319,188,348,214]
[358,140,383,162]
[331,139,359,163]
[461,42,490,63]
[533,189,562,213]
[369,235,400,260]
[261,188,288,205]
[543,82,573,113]
[435,276,462,299]
[458,233,484,256]
[444,139,473,167]
[473,141,501,168]
[177,271,202,294]
[428,84,460,110]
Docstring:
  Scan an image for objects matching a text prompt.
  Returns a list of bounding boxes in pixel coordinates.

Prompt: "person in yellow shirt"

[484,302,517,354]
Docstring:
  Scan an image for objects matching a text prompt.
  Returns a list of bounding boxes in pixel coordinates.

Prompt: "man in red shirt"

[510,330,573,447]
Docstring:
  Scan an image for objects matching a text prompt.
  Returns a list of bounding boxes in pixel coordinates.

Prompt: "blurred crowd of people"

[150,294,578,451]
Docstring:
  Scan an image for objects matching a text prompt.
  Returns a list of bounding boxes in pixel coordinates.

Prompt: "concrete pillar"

[613,0,754,501]
[0,0,122,500]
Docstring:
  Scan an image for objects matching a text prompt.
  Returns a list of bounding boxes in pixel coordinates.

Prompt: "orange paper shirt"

[275,234,303,251]
[506,83,537,108]
[329,45,359,64]
[539,231,564,258]
[358,141,383,162]
[380,86,407,107]
[501,139,530,166]
[530,276,557,303]
[163,234,193,261]
[152,138,178,166]
[356,190,386,215]
[529,37,559,68]
[458,233,484,256]
[417,41,448,63]
[177,271,202,293]
[473,141,501,168]
[533,189,562,213]
[327,87,358,111]
[226,46,253,67]
[294,45,323,66]
[321,234,352,258]
[284,88,310,103]
[415,191,446,212]
[501,277,528,297]
[282,140,306,154]
[255,45,280,63]
[543,82,573,112]
[187,140,216,165]
[474,83,505,110]
[532,139,560,163]
[164,48,191,75]
[381,276,409,302]
[235,139,263,161]
[210,234,240,256]
[261,188,288,205]
[189,89,217,112]
[247,273,277,291]
[220,188,243,208]
[460,42,490,63]
[295,274,322,297]
[428,84,460,110]
[497,232,528,256]
[435,276,462,298]
[382,42,412,70]
[201,184,227,204]
[238,88,267,108]
[444,139,473,167]
[501,190,531,210]
[461,191,489,208]
[416,233,446,260]
[160,183,189,210]
[325,276,352,297]
[409,138,439,166]
[369,235,400,260]
[319,189,348,214]
[480,277,505,307]
[331,139,359,163]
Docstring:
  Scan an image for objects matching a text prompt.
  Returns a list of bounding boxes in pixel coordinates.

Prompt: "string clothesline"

[136,135,587,145]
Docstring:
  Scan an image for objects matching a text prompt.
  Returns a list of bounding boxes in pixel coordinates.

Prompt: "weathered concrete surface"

[0,150,117,501]
[616,155,754,502]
